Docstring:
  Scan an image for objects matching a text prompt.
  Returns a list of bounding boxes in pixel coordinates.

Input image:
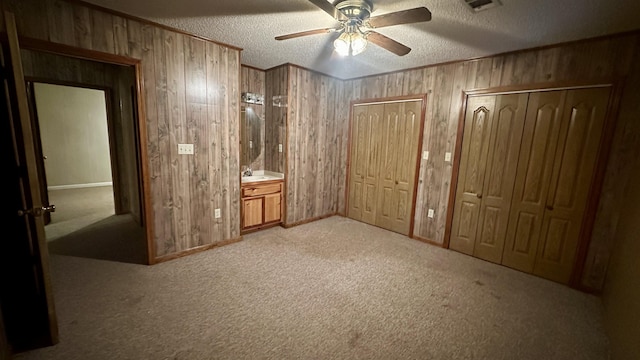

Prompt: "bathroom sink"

[241,171,284,183]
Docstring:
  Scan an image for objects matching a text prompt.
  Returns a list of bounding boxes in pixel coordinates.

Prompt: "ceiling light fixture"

[333,23,368,56]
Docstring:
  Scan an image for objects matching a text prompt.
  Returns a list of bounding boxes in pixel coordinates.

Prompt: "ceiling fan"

[275,0,432,57]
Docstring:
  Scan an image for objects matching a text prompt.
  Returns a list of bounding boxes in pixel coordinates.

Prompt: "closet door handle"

[477,193,482,199]
[546,205,554,211]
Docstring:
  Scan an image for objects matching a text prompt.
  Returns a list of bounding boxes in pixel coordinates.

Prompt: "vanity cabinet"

[241,180,283,232]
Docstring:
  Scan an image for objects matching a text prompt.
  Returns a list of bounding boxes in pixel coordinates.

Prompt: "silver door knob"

[17,204,56,217]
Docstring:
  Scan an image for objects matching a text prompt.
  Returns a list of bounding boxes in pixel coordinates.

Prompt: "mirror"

[240,106,264,171]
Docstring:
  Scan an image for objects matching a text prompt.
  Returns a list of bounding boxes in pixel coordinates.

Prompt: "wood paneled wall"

[240,65,265,171]
[264,65,287,173]
[341,32,640,290]
[20,48,142,223]
[285,65,344,225]
[4,0,242,261]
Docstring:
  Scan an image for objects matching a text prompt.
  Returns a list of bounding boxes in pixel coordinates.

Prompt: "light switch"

[278,144,283,153]
[249,141,253,149]
[214,208,221,219]
[444,152,452,162]
[428,209,435,218]
[178,144,194,154]
[422,151,429,160]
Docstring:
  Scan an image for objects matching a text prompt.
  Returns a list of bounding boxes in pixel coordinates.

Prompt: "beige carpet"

[44,186,147,265]
[14,216,609,360]
[45,186,116,241]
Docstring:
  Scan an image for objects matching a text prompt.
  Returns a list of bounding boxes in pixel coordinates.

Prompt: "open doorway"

[22,49,147,265]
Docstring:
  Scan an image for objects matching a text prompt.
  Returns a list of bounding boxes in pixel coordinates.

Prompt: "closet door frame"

[344,94,428,238]
[444,80,623,290]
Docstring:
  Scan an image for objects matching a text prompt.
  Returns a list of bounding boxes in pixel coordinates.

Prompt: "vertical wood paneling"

[90,9,114,53]
[264,65,287,173]
[46,0,75,45]
[285,66,344,224]
[206,41,222,242]
[226,47,241,240]
[185,37,209,247]
[10,0,242,261]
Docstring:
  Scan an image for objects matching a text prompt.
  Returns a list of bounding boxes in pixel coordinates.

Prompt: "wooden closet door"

[533,87,610,283]
[502,91,566,273]
[375,100,422,235]
[473,93,528,263]
[450,96,496,255]
[348,104,384,225]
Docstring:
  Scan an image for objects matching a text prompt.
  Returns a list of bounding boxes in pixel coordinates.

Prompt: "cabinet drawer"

[242,182,282,197]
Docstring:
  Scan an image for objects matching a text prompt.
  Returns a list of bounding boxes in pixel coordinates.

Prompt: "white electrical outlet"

[249,141,253,149]
[422,151,429,160]
[214,208,221,219]
[278,144,283,153]
[427,209,435,218]
[444,152,452,162]
[178,144,194,154]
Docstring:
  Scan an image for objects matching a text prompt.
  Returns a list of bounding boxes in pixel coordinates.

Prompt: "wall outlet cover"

[444,152,452,162]
[427,209,435,218]
[178,143,194,155]
[214,208,221,218]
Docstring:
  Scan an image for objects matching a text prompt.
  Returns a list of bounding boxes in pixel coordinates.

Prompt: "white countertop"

[241,170,284,183]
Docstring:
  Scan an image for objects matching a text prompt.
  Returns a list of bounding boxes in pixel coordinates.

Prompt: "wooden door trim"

[444,91,473,250]
[14,36,154,265]
[344,94,428,238]
[444,80,625,291]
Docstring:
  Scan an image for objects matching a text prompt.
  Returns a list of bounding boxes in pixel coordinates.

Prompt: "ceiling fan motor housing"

[335,0,373,20]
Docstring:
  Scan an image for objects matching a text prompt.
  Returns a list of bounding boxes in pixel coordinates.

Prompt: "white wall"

[34,83,112,188]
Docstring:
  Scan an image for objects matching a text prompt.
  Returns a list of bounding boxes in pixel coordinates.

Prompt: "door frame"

[443,80,625,291]
[26,80,125,216]
[343,94,428,238]
[16,36,154,264]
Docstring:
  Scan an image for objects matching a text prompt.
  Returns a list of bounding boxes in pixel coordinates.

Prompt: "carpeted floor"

[45,186,147,265]
[45,186,116,241]
[14,216,609,360]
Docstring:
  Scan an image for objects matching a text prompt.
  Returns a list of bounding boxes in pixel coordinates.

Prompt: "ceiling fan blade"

[308,0,348,21]
[367,7,432,29]
[367,31,411,56]
[275,28,338,41]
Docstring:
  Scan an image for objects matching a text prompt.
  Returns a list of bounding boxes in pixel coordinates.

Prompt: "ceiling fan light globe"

[350,34,367,55]
[334,33,351,56]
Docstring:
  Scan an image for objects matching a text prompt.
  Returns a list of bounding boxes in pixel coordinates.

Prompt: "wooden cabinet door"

[243,197,263,228]
[264,193,282,223]
[375,100,422,235]
[533,87,610,283]
[473,93,528,263]
[348,103,383,225]
[502,91,566,273]
[450,96,496,255]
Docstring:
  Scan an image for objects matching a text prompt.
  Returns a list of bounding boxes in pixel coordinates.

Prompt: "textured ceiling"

[83,0,640,79]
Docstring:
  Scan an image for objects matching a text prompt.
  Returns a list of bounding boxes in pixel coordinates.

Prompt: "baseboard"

[412,234,446,248]
[48,181,113,190]
[283,213,338,228]
[151,236,242,264]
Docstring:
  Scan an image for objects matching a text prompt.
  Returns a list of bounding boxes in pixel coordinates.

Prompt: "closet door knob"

[546,205,554,211]
[477,193,482,199]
